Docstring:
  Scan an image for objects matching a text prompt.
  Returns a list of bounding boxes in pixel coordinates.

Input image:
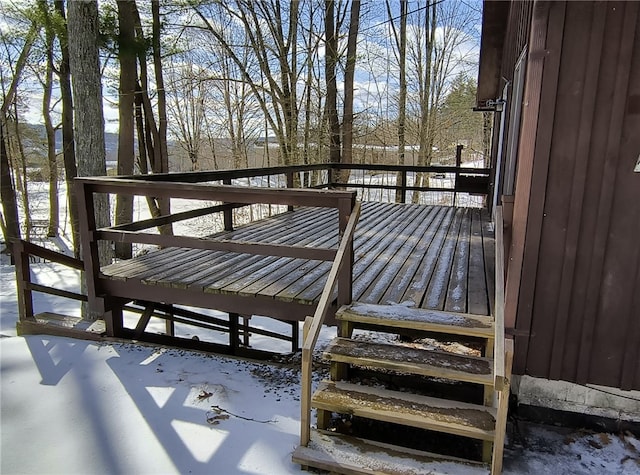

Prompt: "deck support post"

[291,321,300,351]
[102,298,123,337]
[242,316,251,346]
[165,305,175,336]
[229,312,239,353]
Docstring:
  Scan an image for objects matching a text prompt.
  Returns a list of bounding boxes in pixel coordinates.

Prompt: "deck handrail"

[75,177,358,315]
[11,239,87,322]
[300,201,361,447]
[493,206,506,390]
[107,162,490,201]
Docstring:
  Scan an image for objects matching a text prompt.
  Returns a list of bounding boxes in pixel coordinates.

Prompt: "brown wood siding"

[512,1,640,389]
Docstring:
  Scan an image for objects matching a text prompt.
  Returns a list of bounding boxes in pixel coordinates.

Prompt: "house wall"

[508,1,640,390]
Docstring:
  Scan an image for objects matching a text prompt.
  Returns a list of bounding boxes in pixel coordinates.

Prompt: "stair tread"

[337,303,494,338]
[325,338,494,385]
[293,429,485,475]
[312,381,496,441]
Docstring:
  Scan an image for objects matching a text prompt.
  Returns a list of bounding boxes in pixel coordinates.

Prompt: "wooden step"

[337,303,494,339]
[312,381,496,441]
[293,429,484,475]
[325,338,494,386]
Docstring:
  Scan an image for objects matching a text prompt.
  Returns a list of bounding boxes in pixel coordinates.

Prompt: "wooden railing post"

[75,181,103,319]
[454,144,463,206]
[399,170,407,204]
[222,178,233,231]
[12,240,34,321]
[337,196,355,310]
[286,171,295,211]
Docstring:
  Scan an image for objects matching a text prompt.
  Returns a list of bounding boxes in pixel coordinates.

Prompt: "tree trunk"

[39,0,59,238]
[324,0,340,180]
[413,1,437,204]
[54,0,80,257]
[151,1,172,228]
[115,0,137,259]
[67,0,111,267]
[393,0,408,203]
[341,0,360,184]
[0,23,37,250]
[0,122,20,249]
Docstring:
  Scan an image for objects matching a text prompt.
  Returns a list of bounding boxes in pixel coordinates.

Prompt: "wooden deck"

[101,202,494,318]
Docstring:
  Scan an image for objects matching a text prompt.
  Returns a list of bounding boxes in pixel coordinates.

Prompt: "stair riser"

[328,355,494,386]
[312,401,496,442]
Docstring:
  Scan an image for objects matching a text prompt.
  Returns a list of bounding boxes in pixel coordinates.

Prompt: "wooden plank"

[277,202,398,302]
[218,206,334,243]
[336,302,494,338]
[101,247,186,279]
[420,208,465,310]
[445,208,471,313]
[293,429,482,475]
[17,312,105,341]
[467,208,489,316]
[312,381,496,441]
[351,205,433,302]
[295,203,427,304]
[190,208,342,291]
[481,209,496,316]
[12,239,84,270]
[358,205,441,305]
[494,207,506,390]
[136,249,213,283]
[27,283,87,302]
[398,207,455,309]
[95,229,336,262]
[232,219,339,297]
[491,338,514,475]
[325,338,493,385]
[379,206,449,305]
[78,176,357,208]
[134,305,155,338]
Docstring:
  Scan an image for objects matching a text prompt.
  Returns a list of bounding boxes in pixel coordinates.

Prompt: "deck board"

[101,202,495,317]
[445,208,471,313]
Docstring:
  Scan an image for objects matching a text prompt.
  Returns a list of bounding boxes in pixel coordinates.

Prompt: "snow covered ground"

[2,256,639,474]
[1,180,639,474]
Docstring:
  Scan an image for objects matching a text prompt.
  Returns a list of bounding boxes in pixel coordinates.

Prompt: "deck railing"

[117,162,490,206]
[75,177,358,321]
[11,239,87,322]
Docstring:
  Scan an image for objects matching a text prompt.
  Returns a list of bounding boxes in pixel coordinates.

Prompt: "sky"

[1,0,482,135]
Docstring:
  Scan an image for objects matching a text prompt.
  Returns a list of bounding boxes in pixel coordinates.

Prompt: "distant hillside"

[22,123,120,165]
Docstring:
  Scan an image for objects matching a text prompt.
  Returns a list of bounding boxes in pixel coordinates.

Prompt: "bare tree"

[341,0,361,182]
[0,16,38,248]
[190,0,302,166]
[387,0,408,202]
[324,0,341,170]
[166,58,207,171]
[36,0,59,237]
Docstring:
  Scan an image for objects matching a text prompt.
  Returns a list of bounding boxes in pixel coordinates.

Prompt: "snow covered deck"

[100,202,494,321]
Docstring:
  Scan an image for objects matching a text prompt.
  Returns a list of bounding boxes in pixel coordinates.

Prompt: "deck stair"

[293,302,513,475]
